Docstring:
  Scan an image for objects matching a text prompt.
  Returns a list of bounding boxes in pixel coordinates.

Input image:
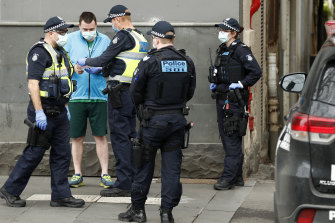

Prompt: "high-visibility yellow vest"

[26,42,74,98]
[112,29,148,83]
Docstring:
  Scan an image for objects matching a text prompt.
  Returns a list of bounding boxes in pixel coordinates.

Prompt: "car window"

[316,63,335,106]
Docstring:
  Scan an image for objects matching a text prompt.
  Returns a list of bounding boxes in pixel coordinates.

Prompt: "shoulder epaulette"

[177,49,186,55]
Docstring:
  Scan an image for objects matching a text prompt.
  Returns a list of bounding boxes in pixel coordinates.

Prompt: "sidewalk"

[0,176,274,223]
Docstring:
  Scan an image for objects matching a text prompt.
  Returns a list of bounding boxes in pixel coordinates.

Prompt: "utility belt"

[211,88,249,102]
[137,105,189,128]
[102,80,130,109]
[29,101,66,117]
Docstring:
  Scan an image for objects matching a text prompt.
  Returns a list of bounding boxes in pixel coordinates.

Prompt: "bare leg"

[94,135,109,176]
[71,137,85,175]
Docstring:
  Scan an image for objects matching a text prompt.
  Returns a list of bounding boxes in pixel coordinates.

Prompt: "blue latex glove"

[84,67,102,74]
[77,58,87,66]
[229,82,243,90]
[65,105,71,120]
[35,109,47,130]
[210,83,216,91]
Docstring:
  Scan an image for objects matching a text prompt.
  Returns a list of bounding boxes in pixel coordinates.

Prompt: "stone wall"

[0,143,226,179]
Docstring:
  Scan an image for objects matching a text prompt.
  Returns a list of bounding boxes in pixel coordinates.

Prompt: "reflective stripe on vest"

[26,42,74,98]
[115,30,148,83]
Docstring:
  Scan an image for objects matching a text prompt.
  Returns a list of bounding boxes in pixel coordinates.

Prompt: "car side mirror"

[279,72,307,93]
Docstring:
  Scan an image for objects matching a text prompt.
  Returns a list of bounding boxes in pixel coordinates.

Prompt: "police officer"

[0,16,84,207]
[209,18,262,190]
[77,5,149,197]
[118,21,196,223]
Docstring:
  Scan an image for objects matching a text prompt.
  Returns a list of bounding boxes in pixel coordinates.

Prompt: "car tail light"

[291,112,309,141]
[297,209,316,223]
[291,111,335,143]
[309,116,335,134]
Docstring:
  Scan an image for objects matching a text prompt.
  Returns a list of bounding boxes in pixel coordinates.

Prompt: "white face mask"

[56,33,68,47]
[218,31,230,44]
[82,30,96,41]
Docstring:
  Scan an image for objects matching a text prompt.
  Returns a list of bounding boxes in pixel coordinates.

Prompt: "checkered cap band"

[222,21,240,32]
[44,22,66,33]
[150,30,175,39]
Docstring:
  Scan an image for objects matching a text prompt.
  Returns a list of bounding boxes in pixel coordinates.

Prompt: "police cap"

[147,21,175,39]
[104,5,131,23]
[44,16,74,33]
[215,18,240,32]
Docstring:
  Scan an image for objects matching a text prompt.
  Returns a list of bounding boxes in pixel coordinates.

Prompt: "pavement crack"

[191,191,217,223]
[76,202,92,220]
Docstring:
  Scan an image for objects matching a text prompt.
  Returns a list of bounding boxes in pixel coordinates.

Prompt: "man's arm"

[28,79,42,111]
[237,46,262,87]
[187,59,196,101]
[85,31,132,67]
[130,60,148,106]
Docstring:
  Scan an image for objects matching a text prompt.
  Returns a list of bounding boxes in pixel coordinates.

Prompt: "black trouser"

[216,99,246,182]
[131,113,185,210]
[4,103,72,200]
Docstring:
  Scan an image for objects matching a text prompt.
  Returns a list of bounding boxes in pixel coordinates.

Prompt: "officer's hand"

[65,105,71,121]
[74,64,84,74]
[84,67,102,74]
[210,83,216,91]
[35,109,47,130]
[77,58,87,66]
[229,82,243,90]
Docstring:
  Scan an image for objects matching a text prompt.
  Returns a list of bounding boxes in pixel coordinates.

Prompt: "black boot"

[213,178,234,190]
[50,196,85,208]
[234,176,245,186]
[0,187,26,207]
[100,187,131,197]
[119,205,147,222]
[160,208,174,223]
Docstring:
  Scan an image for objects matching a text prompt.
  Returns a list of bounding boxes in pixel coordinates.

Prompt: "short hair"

[119,9,132,22]
[159,31,175,44]
[230,26,244,38]
[79,12,97,24]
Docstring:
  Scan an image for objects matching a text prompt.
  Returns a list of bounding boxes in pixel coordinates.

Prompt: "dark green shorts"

[68,102,107,138]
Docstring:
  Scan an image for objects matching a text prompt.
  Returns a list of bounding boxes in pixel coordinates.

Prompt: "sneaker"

[69,174,84,188]
[100,174,115,188]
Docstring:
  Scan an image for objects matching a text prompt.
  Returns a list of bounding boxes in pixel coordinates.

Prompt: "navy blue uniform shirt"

[216,39,262,93]
[85,29,141,76]
[131,46,196,109]
[27,39,71,106]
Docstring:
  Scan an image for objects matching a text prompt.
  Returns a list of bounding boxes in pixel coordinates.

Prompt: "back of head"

[104,5,131,23]
[148,21,175,44]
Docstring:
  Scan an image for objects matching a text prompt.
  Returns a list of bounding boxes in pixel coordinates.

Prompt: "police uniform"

[210,18,262,190]
[118,21,196,223]
[79,5,149,195]
[0,17,84,208]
